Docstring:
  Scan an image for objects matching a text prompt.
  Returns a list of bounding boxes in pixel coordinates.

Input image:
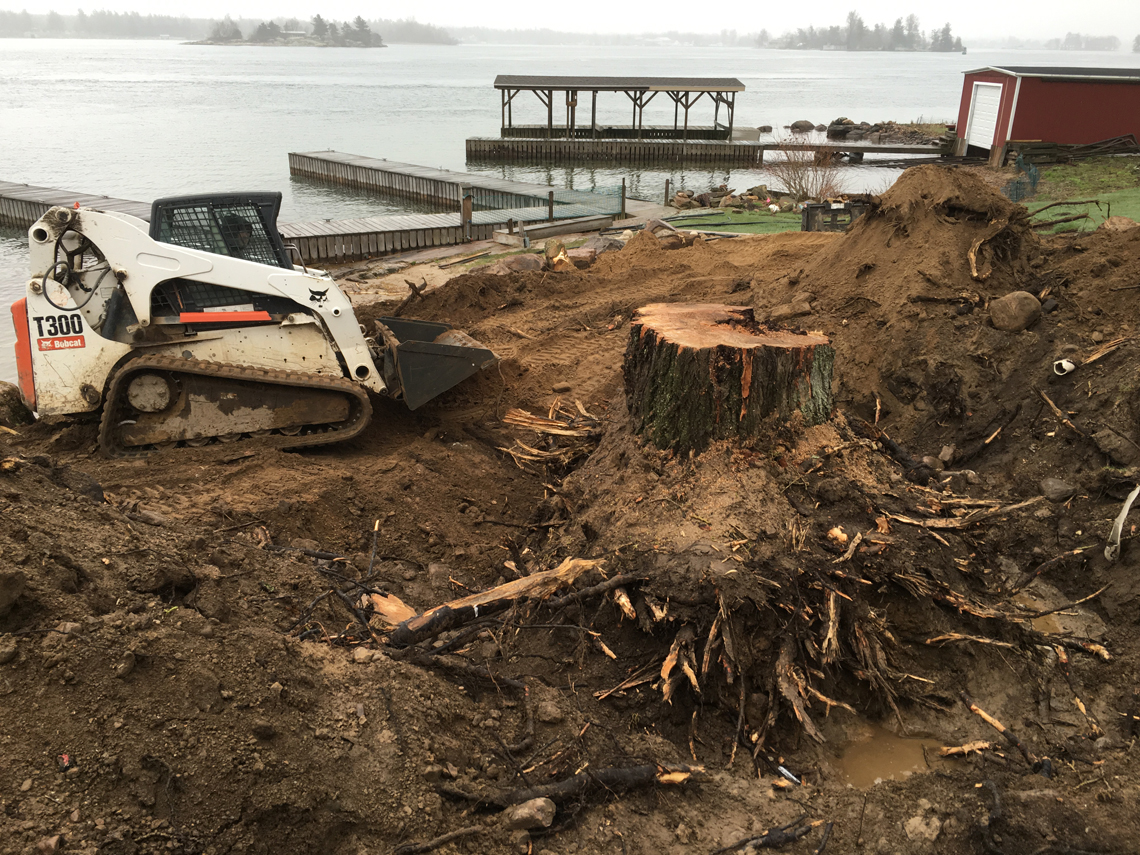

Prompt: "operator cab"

[149,192,294,269]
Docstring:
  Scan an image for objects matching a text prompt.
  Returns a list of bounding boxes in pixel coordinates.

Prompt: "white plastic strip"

[1105,484,1140,561]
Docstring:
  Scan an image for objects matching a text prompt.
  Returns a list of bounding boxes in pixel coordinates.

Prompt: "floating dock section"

[288,151,621,214]
[466,138,948,167]
[278,206,615,265]
[0,181,151,228]
[1,178,617,266]
[285,150,625,262]
[467,137,767,167]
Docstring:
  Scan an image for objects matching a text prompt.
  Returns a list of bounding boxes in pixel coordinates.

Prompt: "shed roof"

[965,66,1140,82]
[493,75,745,93]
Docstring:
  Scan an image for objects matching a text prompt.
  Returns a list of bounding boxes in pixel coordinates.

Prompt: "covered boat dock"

[494,75,745,141]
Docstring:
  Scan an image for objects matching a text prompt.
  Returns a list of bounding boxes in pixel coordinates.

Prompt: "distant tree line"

[760,11,963,52]
[0,10,454,44]
[209,14,383,45]
[447,26,752,46]
[0,9,203,38]
[1044,33,1120,50]
[206,13,463,44]
[379,19,457,45]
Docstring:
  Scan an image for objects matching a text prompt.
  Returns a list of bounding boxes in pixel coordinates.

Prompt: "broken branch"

[712,817,825,853]
[388,558,602,648]
[393,826,483,855]
[960,692,1051,777]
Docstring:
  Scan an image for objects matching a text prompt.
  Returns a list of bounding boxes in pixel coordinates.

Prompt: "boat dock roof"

[494,75,745,93]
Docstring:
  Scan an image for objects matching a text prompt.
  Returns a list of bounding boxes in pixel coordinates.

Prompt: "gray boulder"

[789,120,815,133]
[582,235,625,255]
[503,254,544,272]
[990,291,1042,332]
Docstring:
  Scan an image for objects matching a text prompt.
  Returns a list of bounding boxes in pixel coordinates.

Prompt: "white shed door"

[966,83,1003,149]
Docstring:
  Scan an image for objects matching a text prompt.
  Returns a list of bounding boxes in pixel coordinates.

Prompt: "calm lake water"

[2,41,1136,383]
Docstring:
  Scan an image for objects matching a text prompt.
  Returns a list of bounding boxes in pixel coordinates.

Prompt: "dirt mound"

[801,165,1036,306]
[740,166,1043,452]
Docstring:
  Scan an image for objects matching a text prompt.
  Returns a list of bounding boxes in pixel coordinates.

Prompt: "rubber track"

[99,355,372,458]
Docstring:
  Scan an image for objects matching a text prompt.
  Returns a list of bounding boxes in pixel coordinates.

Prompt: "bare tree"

[762,141,847,203]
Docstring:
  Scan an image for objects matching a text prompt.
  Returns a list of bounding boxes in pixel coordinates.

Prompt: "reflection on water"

[287,176,455,219]
[465,159,903,201]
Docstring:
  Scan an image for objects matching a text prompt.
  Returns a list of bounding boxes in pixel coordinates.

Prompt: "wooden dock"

[288,151,620,212]
[467,137,766,167]
[0,180,616,266]
[0,181,151,228]
[465,137,948,167]
[279,205,614,265]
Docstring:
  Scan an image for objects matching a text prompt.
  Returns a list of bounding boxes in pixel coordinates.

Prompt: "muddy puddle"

[1012,583,1108,638]
[836,723,947,788]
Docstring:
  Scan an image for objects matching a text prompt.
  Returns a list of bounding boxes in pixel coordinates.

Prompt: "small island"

[193,14,385,47]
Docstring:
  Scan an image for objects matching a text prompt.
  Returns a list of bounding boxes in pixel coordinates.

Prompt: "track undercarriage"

[98,355,372,457]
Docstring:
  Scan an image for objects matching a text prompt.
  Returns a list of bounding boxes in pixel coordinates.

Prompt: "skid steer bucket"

[376,317,498,410]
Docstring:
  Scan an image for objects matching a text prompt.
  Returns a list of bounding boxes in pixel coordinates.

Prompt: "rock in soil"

[989,290,1042,331]
[505,797,556,830]
[1040,477,1077,502]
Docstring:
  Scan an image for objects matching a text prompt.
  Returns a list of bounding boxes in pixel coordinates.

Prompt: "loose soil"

[3,165,1140,855]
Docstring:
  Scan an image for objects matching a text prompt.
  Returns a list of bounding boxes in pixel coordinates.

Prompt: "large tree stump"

[624,303,834,454]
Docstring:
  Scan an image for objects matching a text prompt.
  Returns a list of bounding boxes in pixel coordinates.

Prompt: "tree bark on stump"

[624,303,834,455]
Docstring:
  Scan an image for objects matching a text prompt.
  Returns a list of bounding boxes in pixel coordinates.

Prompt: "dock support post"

[547,191,554,222]
[621,178,626,219]
[664,178,670,205]
[461,187,473,242]
[591,91,597,138]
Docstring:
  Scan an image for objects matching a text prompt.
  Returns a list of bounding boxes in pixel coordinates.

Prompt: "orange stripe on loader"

[10,298,36,411]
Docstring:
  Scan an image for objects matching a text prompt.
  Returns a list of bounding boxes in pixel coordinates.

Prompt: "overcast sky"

[4,0,1140,42]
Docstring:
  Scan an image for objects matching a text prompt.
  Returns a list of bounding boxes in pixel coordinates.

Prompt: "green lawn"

[1027,156,1140,231]
[668,210,803,235]
[1029,188,1140,232]
[1034,156,1140,200]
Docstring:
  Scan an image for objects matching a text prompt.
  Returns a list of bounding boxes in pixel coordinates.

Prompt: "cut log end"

[624,303,834,455]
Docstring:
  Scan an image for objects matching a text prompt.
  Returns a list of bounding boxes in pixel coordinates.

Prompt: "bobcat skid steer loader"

[9,192,496,457]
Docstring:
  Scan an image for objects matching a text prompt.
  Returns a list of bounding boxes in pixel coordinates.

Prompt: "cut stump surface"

[624,303,834,455]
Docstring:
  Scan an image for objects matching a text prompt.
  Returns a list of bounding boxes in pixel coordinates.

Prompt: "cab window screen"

[154,202,281,267]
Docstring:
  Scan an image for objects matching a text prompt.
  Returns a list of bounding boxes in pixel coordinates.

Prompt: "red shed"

[954,66,1140,162]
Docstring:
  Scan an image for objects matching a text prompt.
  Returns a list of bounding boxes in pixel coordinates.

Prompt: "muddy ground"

[2,166,1140,855]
